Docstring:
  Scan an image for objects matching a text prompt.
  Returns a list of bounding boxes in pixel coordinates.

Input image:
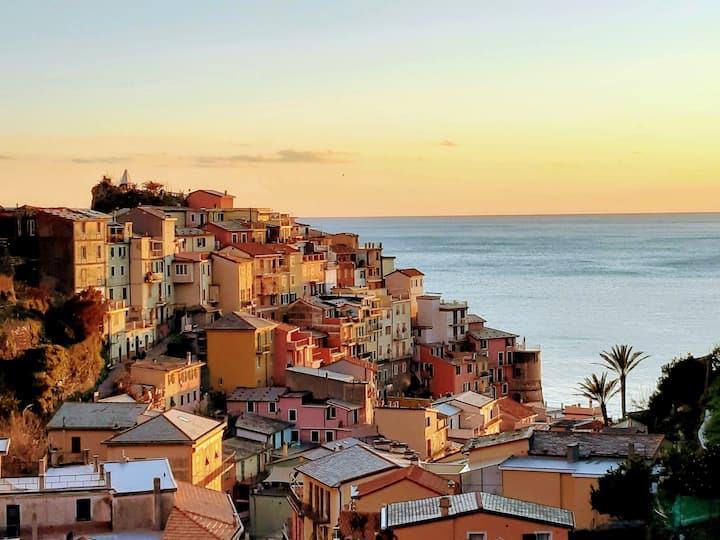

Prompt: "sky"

[1,1,719,217]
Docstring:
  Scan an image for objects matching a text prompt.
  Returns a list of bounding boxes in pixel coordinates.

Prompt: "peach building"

[210,249,255,314]
[103,409,227,491]
[382,491,574,540]
[373,400,450,460]
[47,402,150,462]
[130,353,204,411]
[186,189,236,209]
[384,268,424,319]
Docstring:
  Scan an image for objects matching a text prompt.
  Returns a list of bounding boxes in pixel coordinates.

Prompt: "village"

[0,175,667,539]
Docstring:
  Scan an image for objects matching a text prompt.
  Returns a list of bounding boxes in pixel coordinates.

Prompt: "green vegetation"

[91,176,186,213]
[590,455,654,521]
[598,344,649,419]
[577,372,619,426]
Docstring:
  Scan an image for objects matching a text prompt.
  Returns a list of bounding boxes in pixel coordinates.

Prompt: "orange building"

[373,401,450,461]
[351,465,455,513]
[186,189,236,209]
[382,491,574,540]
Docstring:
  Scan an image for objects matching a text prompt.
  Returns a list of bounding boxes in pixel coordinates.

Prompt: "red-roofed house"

[385,268,424,318]
[187,189,235,210]
[352,465,456,513]
[498,397,539,431]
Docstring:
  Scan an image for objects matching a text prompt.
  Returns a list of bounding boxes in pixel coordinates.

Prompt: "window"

[288,409,297,422]
[455,366,461,375]
[197,237,206,248]
[241,233,247,243]
[268,402,277,413]
[76,498,91,521]
[463,382,471,392]
[111,266,115,277]
[122,287,127,300]
[467,364,473,373]
[71,436,81,453]
[290,430,299,442]
[467,534,486,540]
[180,394,184,405]
[247,402,255,412]
[326,406,336,420]
[231,233,238,243]
[325,431,335,442]
[522,535,551,540]
[176,263,188,276]
[109,289,114,300]
[81,246,87,260]
[311,430,320,443]
[497,368,502,381]
[498,351,504,365]
[97,245,102,259]
[502,383,508,395]
[480,339,488,349]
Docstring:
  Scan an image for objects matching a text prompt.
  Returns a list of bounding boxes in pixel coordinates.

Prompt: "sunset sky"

[2,2,718,216]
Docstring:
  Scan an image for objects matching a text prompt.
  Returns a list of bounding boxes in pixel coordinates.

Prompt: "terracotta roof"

[355,465,453,498]
[174,252,210,262]
[397,268,424,277]
[206,311,277,331]
[230,242,279,257]
[38,208,110,221]
[189,189,233,198]
[498,397,538,420]
[385,491,574,529]
[269,243,299,254]
[234,412,293,435]
[530,431,665,459]
[207,219,255,232]
[466,314,487,324]
[434,391,494,409]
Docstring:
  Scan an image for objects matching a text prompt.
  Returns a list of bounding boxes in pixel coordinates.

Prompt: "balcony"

[145,271,164,282]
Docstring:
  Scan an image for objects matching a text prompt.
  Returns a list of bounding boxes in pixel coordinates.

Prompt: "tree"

[599,344,649,419]
[590,455,654,521]
[0,410,48,475]
[578,372,619,426]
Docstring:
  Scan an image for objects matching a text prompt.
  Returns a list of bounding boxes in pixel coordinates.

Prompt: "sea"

[305,213,720,418]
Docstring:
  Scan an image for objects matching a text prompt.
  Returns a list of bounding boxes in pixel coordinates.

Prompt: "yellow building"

[373,401,449,460]
[103,409,226,491]
[205,311,277,391]
[130,354,205,411]
[211,250,255,314]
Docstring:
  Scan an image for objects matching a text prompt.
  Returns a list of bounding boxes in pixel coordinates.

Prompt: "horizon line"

[302,210,720,219]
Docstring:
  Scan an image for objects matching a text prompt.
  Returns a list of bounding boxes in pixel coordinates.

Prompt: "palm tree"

[578,372,619,426]
[598,345,649,419]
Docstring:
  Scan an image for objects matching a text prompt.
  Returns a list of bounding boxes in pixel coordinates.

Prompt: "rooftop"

[206,311,277,331]
[47,402,149,431]
[39,207,110,221]
[163,481,241,540]
[104,410,223,446]
[434,391,494,409]
[385,491,574,529]
[175,227,209,236]
[391,268,424,277]
[228,386,288,402]
[296,445,396,487]
[462,427,534,452]
[469,326,518,340]
[530,431,665,459]
[286,366,360,383]
[234,412,293,435]
[355,465,453,498]
[223,437,268,459]
[500,455,622,478]
[132,356,205,373]
[466,314,487,324]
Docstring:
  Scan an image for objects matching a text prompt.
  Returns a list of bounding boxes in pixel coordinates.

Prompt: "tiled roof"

[39,207,110,221]
[230,242,279,257]
[208,219,255,232]
[468,326,518,340]
[223,437,267,459]
[385,491,574,529]
[163,481,240,539]
[104,410,223,445]
[530,431,665,458]
[434,391,494,409]
[397,268,424,277]
[191,189,232,198]
[206,311,277,331]
[234,412,293,435]
[355,465,453,498]
[462,427,534,452]
[47,402,149,431]
[466,314,487,324]
[175,227,208,236]
[132,356,204,373]
[498,397,539,420]
[228,386,288,402]
[296,445,397,487]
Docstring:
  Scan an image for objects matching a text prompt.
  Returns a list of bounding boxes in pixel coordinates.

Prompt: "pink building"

[186,189,235,209]
[417,344,485,398]
[273,323,320,386]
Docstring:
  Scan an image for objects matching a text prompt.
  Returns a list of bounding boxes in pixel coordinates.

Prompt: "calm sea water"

[306,214,720,417]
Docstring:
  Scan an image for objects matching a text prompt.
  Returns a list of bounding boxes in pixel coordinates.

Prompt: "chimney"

[439,496,452,517]
[105,470,112,488]
[628,442,636,458]
[38,457,46,491]
[82,449,90,465]
[186,351,192,365]
[99,463,105,477]
[92,454,99,473]
[566,442,580,463]
[152,477,162,530]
